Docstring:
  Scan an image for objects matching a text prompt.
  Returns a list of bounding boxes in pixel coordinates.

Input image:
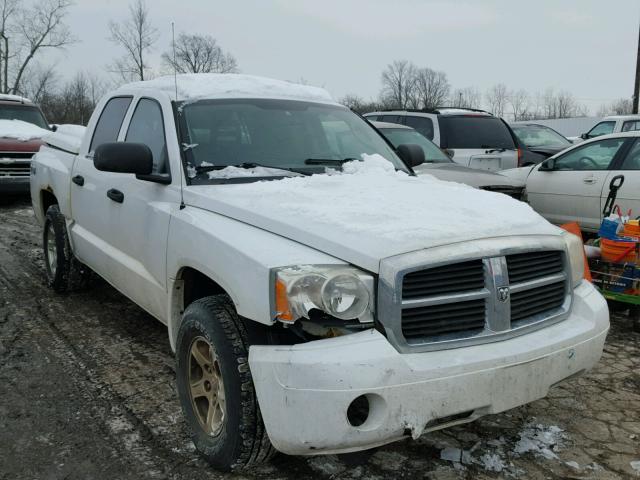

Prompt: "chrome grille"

[0,161,30,177]
[402,260,484,299]
[378,237,572,353]
[507,251,563,283]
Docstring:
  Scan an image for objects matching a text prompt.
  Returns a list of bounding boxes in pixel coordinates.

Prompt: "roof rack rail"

[377,107,492,115]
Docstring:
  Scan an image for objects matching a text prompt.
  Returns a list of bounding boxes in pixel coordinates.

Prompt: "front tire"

[43,204,91,292]
[175,296,275,470]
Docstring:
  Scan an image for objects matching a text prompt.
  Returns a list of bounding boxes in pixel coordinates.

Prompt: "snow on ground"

[121,73,336,105]
[0,119,49,141]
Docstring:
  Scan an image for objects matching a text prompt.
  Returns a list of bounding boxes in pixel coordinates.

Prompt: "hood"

[413,162,524,188]
[500,165,536,183]
[184,155,559,273]
[0,137,44,153]
[525,145,567,157]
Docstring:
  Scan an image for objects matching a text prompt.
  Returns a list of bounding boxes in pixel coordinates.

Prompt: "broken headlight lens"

[562,231,585,288]
[273,266,374,322]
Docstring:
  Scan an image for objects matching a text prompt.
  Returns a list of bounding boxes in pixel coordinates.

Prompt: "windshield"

[380,128,451,163]
[0,104,48,129]
[179,99,408,183]
[439,116,515,150]
[512,124,570,148]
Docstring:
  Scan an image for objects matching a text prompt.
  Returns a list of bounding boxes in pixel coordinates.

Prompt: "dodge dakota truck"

[30,73,609,471]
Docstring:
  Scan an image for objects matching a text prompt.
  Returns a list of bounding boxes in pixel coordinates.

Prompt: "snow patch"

[0,119,49,141]
[44,124,86,153]
[207,165,302,180]
[514,424,566,460]
[121,73,336,105]
[631,460,640,473]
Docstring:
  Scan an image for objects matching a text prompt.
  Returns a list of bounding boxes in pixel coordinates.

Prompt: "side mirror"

[94,142,153,175]
[539,158,555,171]
[50,124,58,132]
[580,133,589,140]
[396,143,425,167]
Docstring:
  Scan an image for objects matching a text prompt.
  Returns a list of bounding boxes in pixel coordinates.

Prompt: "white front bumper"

[248,281,609,455]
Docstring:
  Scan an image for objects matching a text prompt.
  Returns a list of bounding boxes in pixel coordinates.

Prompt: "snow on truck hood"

[121,73,337,105]
[185,155,560,273]
[0,119,49,142]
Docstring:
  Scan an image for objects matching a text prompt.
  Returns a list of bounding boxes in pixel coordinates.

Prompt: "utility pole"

[634,17,640,113]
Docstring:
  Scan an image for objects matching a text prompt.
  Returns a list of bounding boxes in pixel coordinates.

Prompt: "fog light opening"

[347,395,370,427]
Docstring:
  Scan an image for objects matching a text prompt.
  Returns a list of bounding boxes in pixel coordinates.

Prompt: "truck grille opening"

[402,260,484,299]
[510,280,566,323]
[0,162,31,177]
[402,298,485,340]
[506,250,563,283]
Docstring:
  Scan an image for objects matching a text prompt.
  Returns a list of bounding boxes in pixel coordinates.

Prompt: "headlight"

[562,231,585,287]
[273,266,374,322]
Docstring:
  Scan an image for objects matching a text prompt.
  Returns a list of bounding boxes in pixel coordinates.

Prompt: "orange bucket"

[600,238,638,263]
[623,222,640,237]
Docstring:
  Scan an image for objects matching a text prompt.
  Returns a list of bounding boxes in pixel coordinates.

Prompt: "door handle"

[72,175,84,186]
[583,177,596,184]
[107,188,124,204]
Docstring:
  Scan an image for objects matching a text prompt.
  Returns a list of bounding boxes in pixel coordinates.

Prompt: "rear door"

[438,115,517,171]
[526,137,628,231]
[603,138,640,219]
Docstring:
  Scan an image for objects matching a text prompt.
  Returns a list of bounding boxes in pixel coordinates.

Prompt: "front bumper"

[0,176,30,194]
[248,281,609,455]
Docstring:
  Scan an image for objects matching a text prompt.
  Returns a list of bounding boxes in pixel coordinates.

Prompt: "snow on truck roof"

[120,73,337,105]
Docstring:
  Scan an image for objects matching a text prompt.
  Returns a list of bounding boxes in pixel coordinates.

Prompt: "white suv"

[364,108,520,171]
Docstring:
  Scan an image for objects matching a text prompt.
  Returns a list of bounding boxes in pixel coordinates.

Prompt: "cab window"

[586,121,615,138]
[125,99,169,174]
[553,138,625,171]
[89,97,132,153]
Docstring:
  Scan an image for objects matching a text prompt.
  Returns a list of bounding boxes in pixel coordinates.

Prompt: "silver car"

[372,121,525,200]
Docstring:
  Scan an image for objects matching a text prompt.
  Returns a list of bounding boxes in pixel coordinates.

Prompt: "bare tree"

[20,63,56,103]
[380,60,417,109]
[412,68,449,110]
[108,0,158,82]
[162,33,238,74]
[451,87,481,109]
[508,89,529,121]
[597,97,633,116]
[485,83,508,118]
[0,0,74,95]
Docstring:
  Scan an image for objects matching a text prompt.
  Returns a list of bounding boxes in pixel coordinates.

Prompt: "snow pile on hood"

[44,124,86,154]
[207,165,302,180]
[214,154,556,245]
[0,119,49,141]
[121,73,336,105]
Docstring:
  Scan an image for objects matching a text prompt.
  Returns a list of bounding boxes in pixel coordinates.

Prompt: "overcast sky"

[51,0,639,113]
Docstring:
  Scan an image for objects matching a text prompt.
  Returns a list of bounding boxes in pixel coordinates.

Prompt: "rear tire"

[175,295,275,470]
[43,204,92,292]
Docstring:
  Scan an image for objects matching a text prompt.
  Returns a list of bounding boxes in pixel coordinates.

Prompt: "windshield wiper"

[195,162,309,175]
[304,157,358,166]
[481,145,508,153]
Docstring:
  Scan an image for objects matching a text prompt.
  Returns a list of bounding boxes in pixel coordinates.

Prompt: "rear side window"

[403,116,434,140]
[125,99,168,174]
[622,120,640,132]
[89,97,132,153]
[379,115,402,124]
[439,116,515,149]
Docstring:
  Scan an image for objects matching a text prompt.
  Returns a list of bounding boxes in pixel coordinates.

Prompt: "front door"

[526,137,627,231]
[604,138,640,220]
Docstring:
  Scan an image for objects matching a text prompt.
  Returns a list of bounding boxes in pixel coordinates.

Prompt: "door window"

[553,138,625,171]
[586,121,615,138]
[621,120,640,132]
[89,97,132,153]
[620,140,640,170]
[380,115,402,124]
[125,99,168,174]
[403,116,434,140]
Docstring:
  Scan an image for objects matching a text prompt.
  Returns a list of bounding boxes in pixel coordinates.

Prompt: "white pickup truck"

[30,74,609,471]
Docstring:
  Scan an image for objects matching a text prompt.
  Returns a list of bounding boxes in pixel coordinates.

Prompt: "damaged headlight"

[273,266,375,323]
[562,231,585,288]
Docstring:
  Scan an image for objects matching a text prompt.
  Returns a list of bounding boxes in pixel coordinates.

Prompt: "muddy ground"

[0,196,639,480]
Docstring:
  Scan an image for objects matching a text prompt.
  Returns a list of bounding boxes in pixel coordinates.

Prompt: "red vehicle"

[0,95,49,194]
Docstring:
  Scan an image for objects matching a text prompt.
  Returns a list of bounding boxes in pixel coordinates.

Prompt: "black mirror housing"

[396,143,425,167]
[539,158,555,171]
[580,133,588,140]
[94,142,153,176]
